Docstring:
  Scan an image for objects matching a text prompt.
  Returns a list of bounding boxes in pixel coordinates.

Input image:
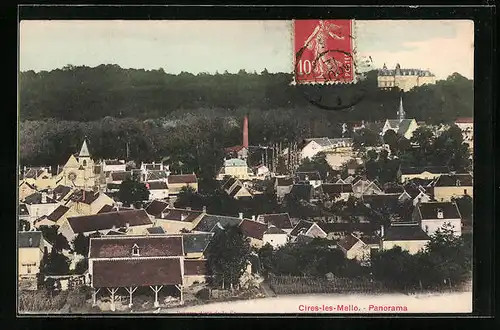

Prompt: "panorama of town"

[18,20,474,313]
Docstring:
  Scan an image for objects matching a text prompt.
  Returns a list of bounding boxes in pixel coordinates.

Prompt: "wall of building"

[262,233,288,249]
[169,183,199,195]
[149,189,169,200]
[155,219,193,234]
[27,203,60,220]
[277,186,292,199]
[434,186,473,202]
[184,275,207,287]
[345,242,371,262]
[382,240,429,255]
[421,218,462,237]
[18,247,43,276]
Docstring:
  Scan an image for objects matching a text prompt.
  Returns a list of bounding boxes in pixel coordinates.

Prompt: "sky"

[19,20,474,80]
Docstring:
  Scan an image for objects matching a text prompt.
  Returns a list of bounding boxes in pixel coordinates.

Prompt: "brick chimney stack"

[243,115,249,149]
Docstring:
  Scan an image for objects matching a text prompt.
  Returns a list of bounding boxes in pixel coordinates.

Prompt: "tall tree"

[118,178,150,206]
[206,226,251,290]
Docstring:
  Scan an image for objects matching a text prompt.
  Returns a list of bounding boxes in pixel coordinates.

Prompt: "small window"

[27,265,32,274]
[425,225,429,233]
[131,244,140,256]
[456,180,461,186]
[83,160,87,167]
[464,189,467,195]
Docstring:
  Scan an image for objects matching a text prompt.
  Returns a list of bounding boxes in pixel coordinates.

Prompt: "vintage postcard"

[18,19,474,314]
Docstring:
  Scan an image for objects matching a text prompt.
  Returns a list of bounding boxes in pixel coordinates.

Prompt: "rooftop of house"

[383,223,430,241]
[142,163,163,171]
[146,227,167,235]
[337,234,361,251]
[417,202,461,220]
[276,177,294,187]
[239,219,269,240]
[67,189,102,205]
[18,231,44,249]
[89,235,184,259]
[378,66,434,77]
[168,174,198,184]
[46,205,70,222]
[222,177,238,190]
[317,222,379,234]
[433,174,473,187]
[400,166,450,175]
[19,180,37,190]
[193,214,243,232]
[144,200,170,217]
[104,159,126,166]
[23,167,50,179]
[145,181,168,190]
[224,158,248,167]
[52,185,73,201]
[97,204,115,214]
[91,257,182,288]
[383,183,405,194]
[110,171,132,182]
[294,233,315,244]
[295,171,322,181]
[182,233,214,254]
[184,259,208,276]
[264,226,287,235]
[289,220,315,237]
[304,137,353,148]
[146,170,169,181]
[23,192,57,205]
[257,213,293,230]
[67,209,153,234]
[157,208,204,223]
[320,183,353,195]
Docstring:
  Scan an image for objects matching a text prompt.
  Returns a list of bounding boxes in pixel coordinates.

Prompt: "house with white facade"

[145,181,169,200]
[102,159,127,173]
[380,223,430,255]
[413,202,462,237]
[262,225,288,249]
[300,137,353,160]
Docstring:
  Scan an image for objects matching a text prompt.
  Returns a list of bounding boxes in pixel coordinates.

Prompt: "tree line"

[20,65,472,123]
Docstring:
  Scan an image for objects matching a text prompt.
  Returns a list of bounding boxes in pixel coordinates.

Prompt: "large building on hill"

[378,63,436,92]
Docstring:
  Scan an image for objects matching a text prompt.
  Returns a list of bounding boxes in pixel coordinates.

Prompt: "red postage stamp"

[293,19,355,85]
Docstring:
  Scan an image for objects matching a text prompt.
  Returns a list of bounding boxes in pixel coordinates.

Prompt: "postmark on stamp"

[293,19,356,85]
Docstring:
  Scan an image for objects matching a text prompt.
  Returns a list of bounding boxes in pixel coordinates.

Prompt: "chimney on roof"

[380,225,384,238]
[437,208,444,219]
[181,213,187,221]
[160,212,166,219]
[202,205,207,213]
[115,204,119,212]
[41,194,47,204]
[251,215,256,221]
[112,224,116,230]
[239,212,243,219]
[305,175,309,181]
[186,207,191,211]
[29,237,33,247]
[126,222,130,229]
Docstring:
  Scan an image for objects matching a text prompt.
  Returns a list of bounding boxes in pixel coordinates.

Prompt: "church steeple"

[79,138,90,158]
[397,95,405,121]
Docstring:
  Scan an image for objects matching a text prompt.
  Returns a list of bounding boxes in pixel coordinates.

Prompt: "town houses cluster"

[18,97,473,310]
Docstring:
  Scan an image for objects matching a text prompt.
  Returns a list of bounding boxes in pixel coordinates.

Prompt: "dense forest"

[19,65,473,169]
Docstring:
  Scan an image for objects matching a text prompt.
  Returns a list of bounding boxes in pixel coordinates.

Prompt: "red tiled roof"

[92,258,183,287]
[144,200,169,217]
[337,234,361,251]
[146,181,168,190]
[110,171,132,182]
[168,174,198,184]
[97,204,115,214]
[67,189,101,204]
[67,210,153,234]
[158,208,203,223]
[257,213,293,230]
[47,205,70,221]
[184,259,208,276]
[239,219,268,240]
[89,235,184,258]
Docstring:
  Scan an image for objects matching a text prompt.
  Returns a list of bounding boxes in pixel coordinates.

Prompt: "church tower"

[397,95,405,122]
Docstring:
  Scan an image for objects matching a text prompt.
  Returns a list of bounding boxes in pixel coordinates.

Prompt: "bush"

[195,288,211,300]
[66,290,87,310]
[18,290,68,312]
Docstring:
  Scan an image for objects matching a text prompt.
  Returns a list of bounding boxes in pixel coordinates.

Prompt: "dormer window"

[131,244,140,256]
[83,160,87,167]
[456,180,461,186]
[437,208,444,219]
